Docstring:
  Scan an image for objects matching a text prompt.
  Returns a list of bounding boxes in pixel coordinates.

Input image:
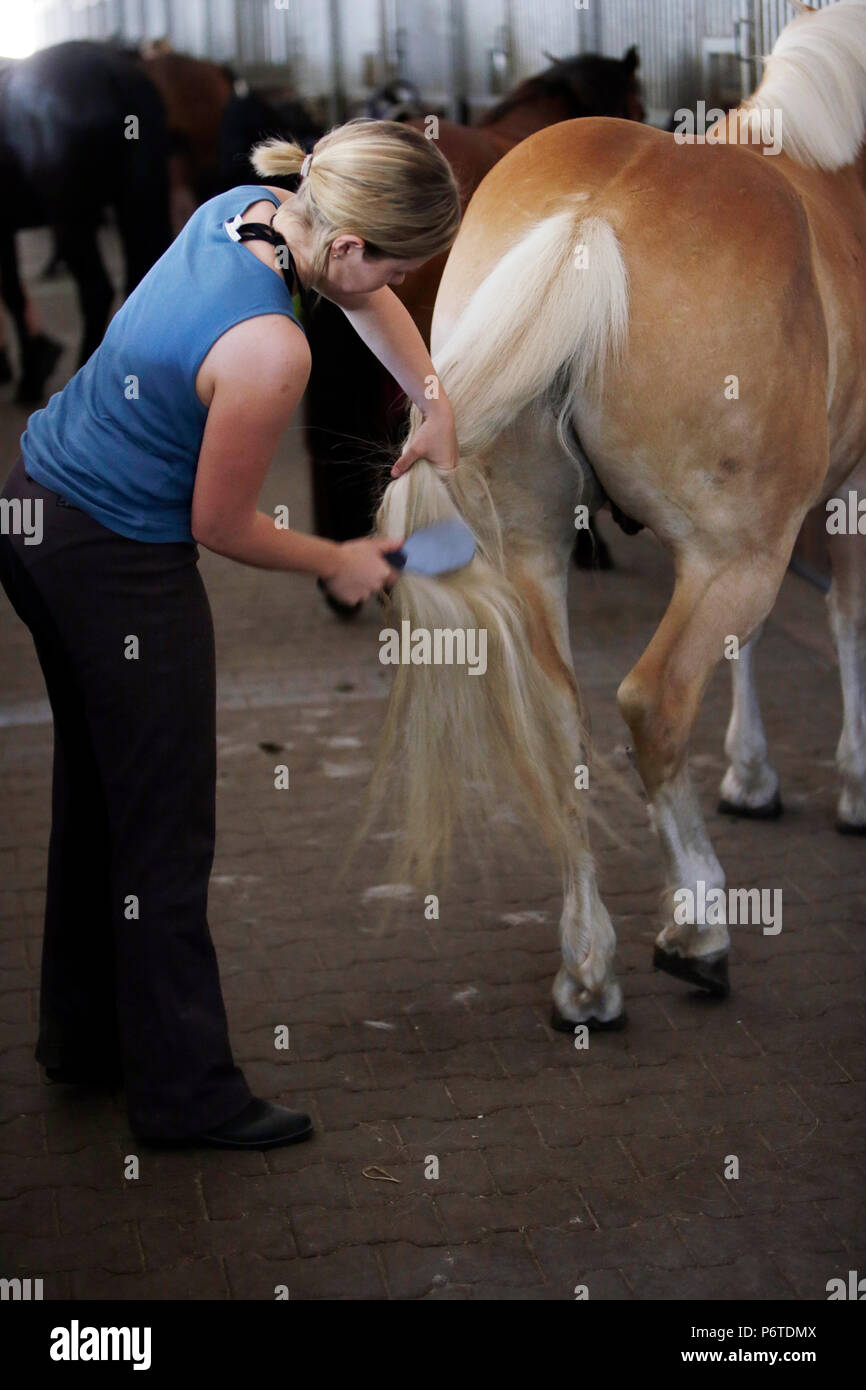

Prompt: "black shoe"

[199,1098,313,1149]
[138,1098,314,1151]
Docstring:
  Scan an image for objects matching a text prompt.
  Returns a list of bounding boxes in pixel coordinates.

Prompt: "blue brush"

[383,518,477,576]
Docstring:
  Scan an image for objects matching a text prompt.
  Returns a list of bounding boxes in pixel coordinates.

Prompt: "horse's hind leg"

[718,622,783,818]
[115,147,172,297]
[478,408,623,1028]
[827,462,866,833]
[617,544,793,992]
[489,417,622,1039]
[504,542,622,1030]
[0,229,29,360]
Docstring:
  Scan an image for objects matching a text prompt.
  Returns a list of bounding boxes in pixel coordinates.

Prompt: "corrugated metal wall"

[31,0,843,120]
[753,0,837,55]
[589,0,752,113]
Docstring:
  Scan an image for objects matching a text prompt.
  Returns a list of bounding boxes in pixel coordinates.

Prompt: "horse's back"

[3,40,161,131]
[443,118,821,305]
[1,40,166,184]
[141,52,233,162]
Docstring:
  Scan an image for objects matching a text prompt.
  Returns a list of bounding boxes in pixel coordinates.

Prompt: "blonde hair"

[250,117,462,294]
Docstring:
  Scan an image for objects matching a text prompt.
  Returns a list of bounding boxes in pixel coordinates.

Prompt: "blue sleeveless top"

[20,186,306,543]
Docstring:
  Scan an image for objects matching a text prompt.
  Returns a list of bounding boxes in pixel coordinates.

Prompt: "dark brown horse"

[139,49,235,227]
[306,47,644,588]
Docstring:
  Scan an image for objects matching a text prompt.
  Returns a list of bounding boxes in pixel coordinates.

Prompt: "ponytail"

[249,137,307,181]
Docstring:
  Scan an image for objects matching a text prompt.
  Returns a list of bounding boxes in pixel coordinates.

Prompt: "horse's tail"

[368,197,629,886]
[428,193,630,457]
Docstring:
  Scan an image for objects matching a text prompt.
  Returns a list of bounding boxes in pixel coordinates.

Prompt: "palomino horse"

[372,0,866,1029]
[307,48,643,557]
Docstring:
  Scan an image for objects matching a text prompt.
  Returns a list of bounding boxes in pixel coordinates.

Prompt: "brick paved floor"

[0,233,863,1299]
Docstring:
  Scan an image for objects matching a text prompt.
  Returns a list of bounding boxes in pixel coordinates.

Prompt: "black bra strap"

[234,221,309,319]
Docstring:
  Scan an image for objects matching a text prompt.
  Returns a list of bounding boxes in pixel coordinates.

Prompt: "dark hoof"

[653,946,730,998]
[836,819,866,836]
[316,576,363,620]
[718,791,782,820]
[550,1005,627,1033]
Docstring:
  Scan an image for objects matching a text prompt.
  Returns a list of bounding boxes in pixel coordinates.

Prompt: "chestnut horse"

[139,48,235,226]
[372,0,866,1029]
[306,48,643,556]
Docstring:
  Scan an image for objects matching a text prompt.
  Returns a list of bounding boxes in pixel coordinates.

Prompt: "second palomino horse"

[371,0,866,1029]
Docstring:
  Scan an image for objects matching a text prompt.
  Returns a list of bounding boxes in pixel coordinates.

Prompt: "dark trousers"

[0,455,252,1137]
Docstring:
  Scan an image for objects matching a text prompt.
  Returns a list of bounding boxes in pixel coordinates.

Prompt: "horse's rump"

[434,116,846,550]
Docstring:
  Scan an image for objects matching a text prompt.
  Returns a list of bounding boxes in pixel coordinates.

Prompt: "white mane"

[740,0,866,169]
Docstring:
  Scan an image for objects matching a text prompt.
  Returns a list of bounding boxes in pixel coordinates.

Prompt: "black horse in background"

[0,39,323,405]
[0,41,171,402]
[219,83,321,188]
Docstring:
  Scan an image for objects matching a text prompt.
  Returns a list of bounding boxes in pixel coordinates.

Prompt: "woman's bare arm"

[191,315,401,598]
[337,286,447,412]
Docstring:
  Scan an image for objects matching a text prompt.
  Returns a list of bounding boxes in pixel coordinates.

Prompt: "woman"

[0,119,462,1150]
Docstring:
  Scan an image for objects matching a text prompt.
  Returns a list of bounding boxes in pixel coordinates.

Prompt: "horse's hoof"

[717,791,782,820]
[653,946,730,998]
[836,819,866,836]
[550,1005,628,1034]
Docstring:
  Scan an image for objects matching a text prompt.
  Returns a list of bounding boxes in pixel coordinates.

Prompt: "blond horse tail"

[368,197,629,887]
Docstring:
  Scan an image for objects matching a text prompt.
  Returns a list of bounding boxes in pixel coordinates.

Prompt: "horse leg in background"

[617,542,795,994]
[0,231,21,388]
[308,300,397,543]
[826,460,866,834]
[0,228,63,404]
[54,219,114,367]
[717,622,783,818]
[112,76,172,297]
[307,299,402,618]
[115,171,172,300]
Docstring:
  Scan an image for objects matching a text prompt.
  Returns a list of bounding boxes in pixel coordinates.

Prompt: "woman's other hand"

[391,400,458,478]
[322,536,404,605]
